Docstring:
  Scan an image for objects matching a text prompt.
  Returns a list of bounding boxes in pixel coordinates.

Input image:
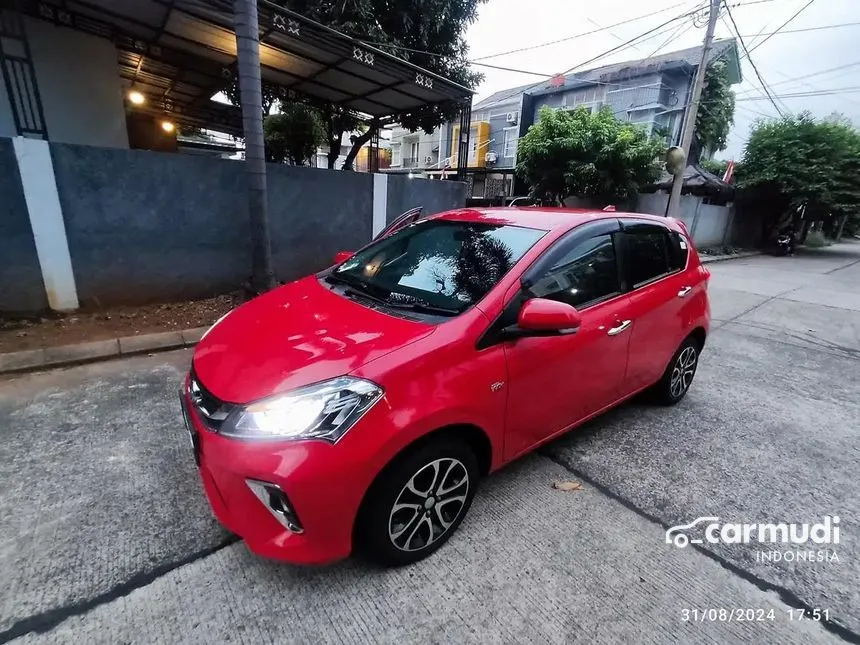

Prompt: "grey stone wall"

[49,143,376,306]
[0,138,47,313]
[386,175,467,224]
[266,163,373,281]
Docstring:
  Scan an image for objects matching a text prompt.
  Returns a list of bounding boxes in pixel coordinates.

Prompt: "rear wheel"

[356,438,479,567]
[651,337,700,405]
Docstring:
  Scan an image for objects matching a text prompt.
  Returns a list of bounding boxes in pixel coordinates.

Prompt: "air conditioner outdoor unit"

[425,155,433,163]
[485,151,497,163]
[506,111,518,124]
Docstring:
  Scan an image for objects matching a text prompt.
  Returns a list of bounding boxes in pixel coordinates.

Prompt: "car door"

[496,221,634,460]
[618,220,692,393]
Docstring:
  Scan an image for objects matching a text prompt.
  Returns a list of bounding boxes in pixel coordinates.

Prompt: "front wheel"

[651,337,700,405]
[356,438,479,567]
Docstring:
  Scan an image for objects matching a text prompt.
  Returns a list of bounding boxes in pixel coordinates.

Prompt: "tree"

[516,106,665,205]
[224,81,280,118]
[694,59,735,163]
[226,0,484,169]
[737,111,860,237]
[263,103,326,165]
[699,158,729,177]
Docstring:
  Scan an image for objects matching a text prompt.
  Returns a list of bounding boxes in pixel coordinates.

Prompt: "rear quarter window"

[667,231,689,272]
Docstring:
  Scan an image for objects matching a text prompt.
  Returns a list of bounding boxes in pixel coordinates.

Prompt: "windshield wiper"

[384,299,461,317]
[326,274,461,317]
[325,272,389,300]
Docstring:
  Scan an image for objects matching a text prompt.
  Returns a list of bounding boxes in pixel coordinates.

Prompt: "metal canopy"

[22,0,474,135]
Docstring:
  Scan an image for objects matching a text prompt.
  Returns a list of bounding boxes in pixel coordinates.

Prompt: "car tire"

[650,336,700,405]
[356,437,479,567]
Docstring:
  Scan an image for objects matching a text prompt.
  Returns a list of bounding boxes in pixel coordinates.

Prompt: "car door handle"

[607,320,632,336]
[677,286,692,298]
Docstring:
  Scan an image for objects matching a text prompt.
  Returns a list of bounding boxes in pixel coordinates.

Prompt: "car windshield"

[331,220,545,314]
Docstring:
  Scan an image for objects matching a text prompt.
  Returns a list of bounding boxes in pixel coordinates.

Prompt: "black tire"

[356,437,479,567]
[650,336,701,405]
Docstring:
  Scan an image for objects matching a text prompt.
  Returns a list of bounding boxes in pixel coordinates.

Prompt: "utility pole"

[666,0,720,218]
[234,0,276,293]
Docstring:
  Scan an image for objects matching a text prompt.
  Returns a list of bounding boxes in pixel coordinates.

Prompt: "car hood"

[192,276,435,403]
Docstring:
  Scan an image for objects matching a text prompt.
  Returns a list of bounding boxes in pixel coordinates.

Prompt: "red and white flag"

[722,160,736,184]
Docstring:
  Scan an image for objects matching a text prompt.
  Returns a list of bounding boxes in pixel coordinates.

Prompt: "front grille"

[188,369,235,430]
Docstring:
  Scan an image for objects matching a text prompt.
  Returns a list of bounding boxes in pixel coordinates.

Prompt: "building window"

[503,127,518,158]
[391,144,401,166]
[468,126,479,165]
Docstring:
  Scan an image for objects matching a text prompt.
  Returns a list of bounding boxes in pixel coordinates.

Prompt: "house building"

[387,39,741,202]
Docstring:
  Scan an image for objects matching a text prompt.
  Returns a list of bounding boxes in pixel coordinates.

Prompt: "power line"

[643,17,697,59]
[739,21,860,38]
[746,0,817,55]
[468,2,691,61]
[723,2,784,116]
[474,5,709,109]
[735,60,860,94]
[737,85,860,100]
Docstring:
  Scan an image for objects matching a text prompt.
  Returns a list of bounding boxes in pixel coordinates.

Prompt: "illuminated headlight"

[221,376,383,443]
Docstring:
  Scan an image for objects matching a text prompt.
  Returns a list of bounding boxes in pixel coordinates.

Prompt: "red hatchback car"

[181,208,710,566]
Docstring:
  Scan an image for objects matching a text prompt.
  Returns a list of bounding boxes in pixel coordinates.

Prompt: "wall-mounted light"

[128,90,146,105]
[160,120,176,134]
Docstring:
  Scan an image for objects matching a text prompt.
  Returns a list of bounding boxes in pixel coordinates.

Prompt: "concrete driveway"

[1,243,858,644]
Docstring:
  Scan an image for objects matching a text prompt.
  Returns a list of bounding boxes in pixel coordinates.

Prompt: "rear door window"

[667,231,689,272]
[621,222,671,287]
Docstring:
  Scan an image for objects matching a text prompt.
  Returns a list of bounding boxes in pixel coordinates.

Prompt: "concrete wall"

[48,143,378,306]
[635,193,737,248]
[266,164,373,281]
[693,203,732,247]
[386,175,467,224]
[0,137,47,312]
[24,18,128,148]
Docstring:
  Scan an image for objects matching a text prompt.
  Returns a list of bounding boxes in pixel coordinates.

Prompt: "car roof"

[431,207,677,232]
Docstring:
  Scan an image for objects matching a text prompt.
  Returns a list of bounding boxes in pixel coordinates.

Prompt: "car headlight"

[220,376,383,443]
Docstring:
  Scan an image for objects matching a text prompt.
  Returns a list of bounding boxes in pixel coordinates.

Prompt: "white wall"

[24,17,128,148]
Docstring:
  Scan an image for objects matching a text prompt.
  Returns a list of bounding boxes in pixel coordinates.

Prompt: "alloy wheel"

[388,458,470,552]
[670,346,697,399]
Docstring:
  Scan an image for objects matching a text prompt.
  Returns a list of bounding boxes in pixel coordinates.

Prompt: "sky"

[461,0,860,159]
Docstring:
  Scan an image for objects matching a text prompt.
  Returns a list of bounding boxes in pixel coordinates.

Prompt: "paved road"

[1,243,858,644]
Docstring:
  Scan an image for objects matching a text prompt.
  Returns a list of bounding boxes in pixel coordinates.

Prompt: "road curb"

[0,326,209,375]
[0,252,759,376]
[700,251,761,264]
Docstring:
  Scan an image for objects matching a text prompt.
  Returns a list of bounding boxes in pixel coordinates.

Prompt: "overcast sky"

[462,0,860,159]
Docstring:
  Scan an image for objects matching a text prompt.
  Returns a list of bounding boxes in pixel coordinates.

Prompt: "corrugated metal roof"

[26,0,474,135]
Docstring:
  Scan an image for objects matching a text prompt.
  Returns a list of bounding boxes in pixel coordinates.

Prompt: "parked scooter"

[772,229,795,256]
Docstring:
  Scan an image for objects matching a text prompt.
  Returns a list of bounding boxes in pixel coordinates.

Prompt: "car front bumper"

[180,383,375,565]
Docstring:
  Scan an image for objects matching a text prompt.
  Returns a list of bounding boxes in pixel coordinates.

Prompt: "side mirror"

[333,250,354,264]
[517,298,582,334]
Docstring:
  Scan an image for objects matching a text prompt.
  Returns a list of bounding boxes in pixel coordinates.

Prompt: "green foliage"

[516,106,665,204]
[737,112,860,226]
[694,60,735,160]
[699,158,729,177]
[263,104,326,165]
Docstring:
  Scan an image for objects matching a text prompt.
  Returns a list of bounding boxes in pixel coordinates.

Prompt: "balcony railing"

[402,157,420,168]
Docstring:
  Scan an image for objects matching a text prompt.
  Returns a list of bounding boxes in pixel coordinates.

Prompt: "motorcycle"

[772,232,794,256]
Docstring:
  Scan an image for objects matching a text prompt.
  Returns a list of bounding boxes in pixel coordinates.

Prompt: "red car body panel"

[184,208,710,565]
[192,277,435,402]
